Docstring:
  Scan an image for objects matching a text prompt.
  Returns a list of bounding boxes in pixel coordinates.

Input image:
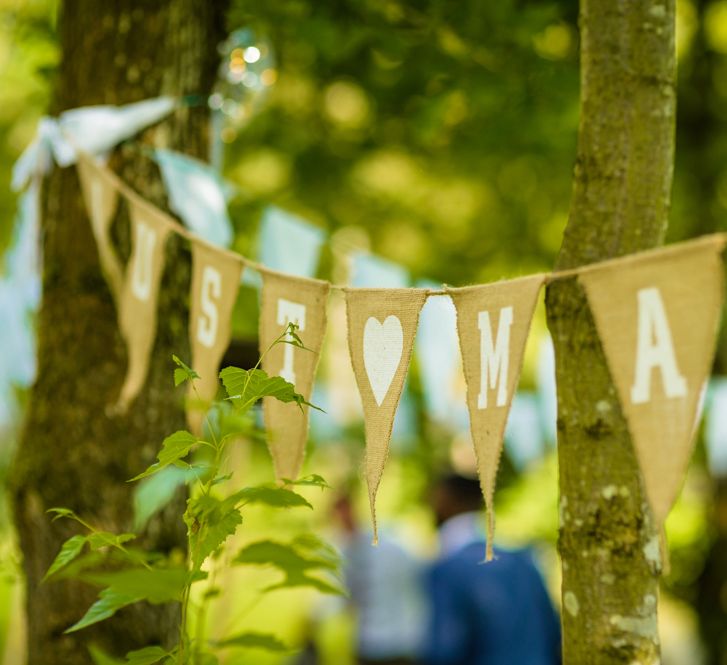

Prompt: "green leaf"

[282,474,331,490]
[216,632,290,652]
[172,355,199,386]
[124,646,171,665]
[87,532,136,551]
[230,485,312,510]
[219,367,322,412]
[129,430,199,481]
[47,507,81,523]
[66,587,142,633]
[234,539,345,595]
[133,466,190,531]
[187,497,243,569]
[44,535,87,581]
[84,567,197,604]
[88,644,125,665]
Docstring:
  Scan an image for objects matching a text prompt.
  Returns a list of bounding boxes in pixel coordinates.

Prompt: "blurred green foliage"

[3,0,727,662]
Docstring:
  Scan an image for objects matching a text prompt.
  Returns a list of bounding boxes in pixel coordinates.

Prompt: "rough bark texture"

[545,1,676,663]
[9,1,227,663]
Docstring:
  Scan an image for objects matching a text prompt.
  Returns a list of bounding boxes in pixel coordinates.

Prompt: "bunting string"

[67,143,727,560]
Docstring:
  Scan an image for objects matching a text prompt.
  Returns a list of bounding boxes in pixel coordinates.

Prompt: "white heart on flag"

[363,315,403,406]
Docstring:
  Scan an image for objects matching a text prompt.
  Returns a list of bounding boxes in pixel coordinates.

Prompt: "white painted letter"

[131,222,157,302]
[477,306,513,409]
[630,287,687,404]
[277,299,307,385]
[197,266,221,348]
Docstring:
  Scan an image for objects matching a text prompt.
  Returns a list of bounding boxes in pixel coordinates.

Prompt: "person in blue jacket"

[421,474,561,665]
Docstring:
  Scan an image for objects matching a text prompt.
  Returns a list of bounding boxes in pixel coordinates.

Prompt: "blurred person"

[332,492,426,665]
[421,473,561,665]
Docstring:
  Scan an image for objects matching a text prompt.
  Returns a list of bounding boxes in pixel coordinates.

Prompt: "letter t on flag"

[579,237,725,525]
[449,275,544,560]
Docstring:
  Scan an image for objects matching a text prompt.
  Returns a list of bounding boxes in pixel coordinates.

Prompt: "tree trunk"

[9,1,227,663]
[545,1,676,663]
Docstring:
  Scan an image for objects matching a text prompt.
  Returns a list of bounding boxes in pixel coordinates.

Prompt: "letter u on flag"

[260,271,330,481]
[345,288,427,542]
[579,237,725,524]
[187,239,243,435]
[116,200,173,410]
[76,155,123,302]
[449,275,544,560]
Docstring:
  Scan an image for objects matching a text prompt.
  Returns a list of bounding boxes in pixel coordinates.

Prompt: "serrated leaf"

[230,485,312,510]
[234,539,345,595]
[44,535,87,581]
[66,587,142,633]
[282,474,331,490]
[130,431,199,481]
[188,500,242,569]
[219,367,322,412]
[217,632,290,652]
[124,646,171,665]
[172,355,199,385]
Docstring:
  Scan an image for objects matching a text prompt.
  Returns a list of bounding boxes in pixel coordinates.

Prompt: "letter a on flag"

[579,237,725,524]
[117,201,172,410]
[449,275,544,560]
[187,239,243,435]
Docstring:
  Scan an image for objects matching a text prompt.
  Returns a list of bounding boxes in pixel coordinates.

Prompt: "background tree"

[545,0,676,663]
[8,1,227,663]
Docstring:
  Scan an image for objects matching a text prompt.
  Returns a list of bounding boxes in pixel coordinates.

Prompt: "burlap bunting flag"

[260,271,330,481]
[579,238,725,524]
[449,275,544,560]
[345,288,428,542]
[116,201,172,410]
[187,240,244,435]
[77,156,123,301]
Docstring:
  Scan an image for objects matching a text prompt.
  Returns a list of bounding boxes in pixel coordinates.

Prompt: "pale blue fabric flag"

[0,180,42,432]
[536,335,558,446]
[706,378,727,477]
[415,280,468,431]
[350,251,408,288]
[259,207,325,277]
[504,392,545,470]
[13,98,176,191]
[243,206,326,287]
[154,148,234,247]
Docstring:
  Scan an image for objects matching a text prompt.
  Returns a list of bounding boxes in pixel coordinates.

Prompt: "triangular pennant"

[345,288,428,542]
[260,271,330,480]
[449,275,544,560]
[579,238,725,524]
[76,156,123,302]
[187,240,244,435]
[116,201,172,410]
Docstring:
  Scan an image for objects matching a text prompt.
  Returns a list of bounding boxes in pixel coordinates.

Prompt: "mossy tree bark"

[545,1,676,663]
[10,1,227,663]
